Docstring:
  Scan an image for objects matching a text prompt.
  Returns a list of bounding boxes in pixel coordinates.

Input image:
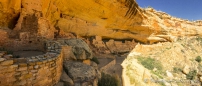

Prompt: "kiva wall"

[0,40,63,86]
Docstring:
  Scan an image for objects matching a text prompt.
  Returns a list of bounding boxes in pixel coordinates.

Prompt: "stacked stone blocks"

[0,40,64,86]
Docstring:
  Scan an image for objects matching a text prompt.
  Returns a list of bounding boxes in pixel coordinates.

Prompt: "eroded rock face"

[59,71,74,86]
[0,0,151,43]
[64,38,93,60]
[0,0,21,28]
[1,0,202,44]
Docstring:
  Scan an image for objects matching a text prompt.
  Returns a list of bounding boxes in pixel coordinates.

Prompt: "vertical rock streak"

[125,0,139,18]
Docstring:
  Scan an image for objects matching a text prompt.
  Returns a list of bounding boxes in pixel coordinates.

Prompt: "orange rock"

[83,59,91,65]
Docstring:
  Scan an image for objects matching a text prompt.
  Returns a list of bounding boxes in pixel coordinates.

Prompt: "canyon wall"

[143,8,202,43]
[0,0,202,43]
[0,0,152,43]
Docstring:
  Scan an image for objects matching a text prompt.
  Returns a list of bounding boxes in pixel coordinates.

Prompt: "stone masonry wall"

[0,40,64,86]
[92,36,137,54]
[6,32,45,51]
[100,59,116,73]
[0,29,9,47]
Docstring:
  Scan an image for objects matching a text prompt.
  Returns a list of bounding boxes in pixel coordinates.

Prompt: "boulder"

[64,39,93,60]
[183,65,190,74]
[55,82,64,86]
[63,61,100,85]
[166,70,174,78]
[60,70,74,86]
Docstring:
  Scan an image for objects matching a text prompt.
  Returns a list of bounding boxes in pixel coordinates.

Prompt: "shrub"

[91,57,99,64]
[98,73,119,86]
[126,64,136,84]
[173,67,182,73]
[195,56,202,63]
[137,57,163,70]
[196,37,202,42]
[186,70,197,80]
[137,57,164,79]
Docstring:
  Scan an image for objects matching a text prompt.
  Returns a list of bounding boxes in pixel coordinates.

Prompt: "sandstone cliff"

[0,0,151,43]
[0,0,202,43]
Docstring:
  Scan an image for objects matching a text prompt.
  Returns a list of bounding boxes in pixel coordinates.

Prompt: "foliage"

[173,67,182,73]
[186,70,197,80]
[90,57,99,64]
[151,70,163,79]
[195,56,202,63]
[98,73,119,86]
[137,57,163,70]
[196,36,202,42]
[126,64,136,84]
[137,57,164,79]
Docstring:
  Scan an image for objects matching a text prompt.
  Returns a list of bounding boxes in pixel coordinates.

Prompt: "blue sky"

[136,0,202,21]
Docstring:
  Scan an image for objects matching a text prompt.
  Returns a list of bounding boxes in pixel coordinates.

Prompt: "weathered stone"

[90,61,98,69]
[30,70,38,73]
[74,83,81,86]
[17,67,27,71]
[34,65,39,69]
[183,65,190,74]
[166,70,173,78]
[51,63,56,67]
[62,46,77,61]
[10,65,19,69]
[21,71,29,75]
[28,62,36,66]
[19,73,32,80]
[0,67,15,73]
[0,58,5,62]
[105,39,136,53]
[28,66,34,70]
[0,60,13,66]
[15,80,26,85]
[15,72,21,76]
[63,61,99,82]
[31,56,36,59]
[83,59,91,65]
[47,47,51,50]
[64,39,93,60]
[81,82,89,86]
[60,71,74,86]
[36,61,43,65]
[3,54,13,59]
[200,76,202,82]
[55,82,64,86]
[19,63,27,67]
[0,51,6,56]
